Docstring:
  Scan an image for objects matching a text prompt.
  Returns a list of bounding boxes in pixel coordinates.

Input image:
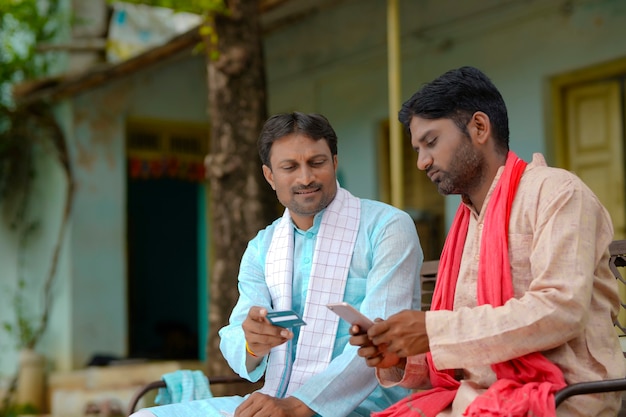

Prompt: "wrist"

[285,397,314,417]
[245,340,258,357]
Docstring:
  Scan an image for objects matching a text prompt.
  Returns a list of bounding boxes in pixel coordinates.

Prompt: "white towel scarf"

[261,185,361,397]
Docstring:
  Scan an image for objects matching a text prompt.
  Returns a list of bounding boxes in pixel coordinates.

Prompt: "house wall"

[0,213,20,380]
[0,53,209,379]
[62,54,208,369]
[0,147,71,379]
[264,0,626,225]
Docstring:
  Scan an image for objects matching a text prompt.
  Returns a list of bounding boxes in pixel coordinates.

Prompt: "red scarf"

[373,152,566,417]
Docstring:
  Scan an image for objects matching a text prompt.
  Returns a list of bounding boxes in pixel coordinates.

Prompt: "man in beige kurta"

[376,153,625,416]
[350,65,626,417]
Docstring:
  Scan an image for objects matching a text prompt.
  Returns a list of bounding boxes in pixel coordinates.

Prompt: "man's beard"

[434,139,485,196]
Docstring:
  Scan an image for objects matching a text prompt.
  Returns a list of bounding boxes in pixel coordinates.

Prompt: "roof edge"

[15,27,202,105]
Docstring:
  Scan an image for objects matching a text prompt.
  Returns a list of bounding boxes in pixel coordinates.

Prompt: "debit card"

[266,310,307,328]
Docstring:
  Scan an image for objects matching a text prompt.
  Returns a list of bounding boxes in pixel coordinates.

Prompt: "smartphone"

[266,309,307,328]
[326,302,374,331]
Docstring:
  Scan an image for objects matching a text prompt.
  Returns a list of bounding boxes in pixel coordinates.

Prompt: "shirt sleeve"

[376,354,431,390]
[292,208,423,417]
[427,173,615,370]
[218,231,272,382]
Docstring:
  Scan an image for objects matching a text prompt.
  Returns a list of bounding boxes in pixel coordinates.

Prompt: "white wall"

[0,212,20,382]
[0,142,70,378]
[62,54,208,369]
[0,52,209,378]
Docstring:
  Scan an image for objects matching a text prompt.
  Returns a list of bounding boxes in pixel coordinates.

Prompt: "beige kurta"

[378,154,626,417]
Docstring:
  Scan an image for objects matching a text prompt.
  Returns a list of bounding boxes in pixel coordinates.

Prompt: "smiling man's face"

[262,133,338,230]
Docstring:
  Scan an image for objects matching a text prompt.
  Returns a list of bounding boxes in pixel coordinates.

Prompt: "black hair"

[399,66,509,153]
[257,112,338,167]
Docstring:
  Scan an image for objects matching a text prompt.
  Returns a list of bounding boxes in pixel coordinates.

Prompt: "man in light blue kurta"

[133,112,422,417]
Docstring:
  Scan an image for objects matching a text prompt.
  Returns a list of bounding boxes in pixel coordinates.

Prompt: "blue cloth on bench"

[155,370,213,405]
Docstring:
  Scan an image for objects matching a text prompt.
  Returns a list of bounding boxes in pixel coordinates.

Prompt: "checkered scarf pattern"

[261,185,361,397]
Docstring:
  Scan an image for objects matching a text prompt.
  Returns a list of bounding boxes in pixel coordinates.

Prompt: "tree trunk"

[204,0,277,387]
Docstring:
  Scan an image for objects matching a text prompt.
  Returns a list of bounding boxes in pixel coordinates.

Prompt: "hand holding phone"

[326,302,374,331]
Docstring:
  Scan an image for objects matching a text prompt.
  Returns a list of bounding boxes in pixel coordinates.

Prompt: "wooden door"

[564,80,625,239]
[564,79,626,335]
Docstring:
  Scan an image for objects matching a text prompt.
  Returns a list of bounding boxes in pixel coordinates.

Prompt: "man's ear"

[469,111,491,145]
[262,165,275,190]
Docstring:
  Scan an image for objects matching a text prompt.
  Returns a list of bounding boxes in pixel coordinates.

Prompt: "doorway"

[125,120,209,360]
[127,178,199,359]
[552,58,626,333]
[552,58,626,240]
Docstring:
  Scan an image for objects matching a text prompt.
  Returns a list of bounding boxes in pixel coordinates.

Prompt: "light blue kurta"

[147,198,423,417]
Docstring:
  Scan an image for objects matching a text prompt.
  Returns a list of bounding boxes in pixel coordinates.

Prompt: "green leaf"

[198,25,213,36]
[1,0,64,110]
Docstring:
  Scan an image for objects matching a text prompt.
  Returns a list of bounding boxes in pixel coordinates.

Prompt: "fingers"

[355,340,402,368]
[245,307,298,353]
[247,306,269,322]
[365,355,384,367]
[244,307,291,336]
[355,343,382,366]
[242,307,294,357]
[349,332,370,347]
[367,320,390,344]
[351,320,390,359]
[376,352,402,369]
[358,313,428,360]
[245,307,295,337]
[235,393,264,417]
[235,393,300,417]
[356,345,380,360]
[349,324,366,336]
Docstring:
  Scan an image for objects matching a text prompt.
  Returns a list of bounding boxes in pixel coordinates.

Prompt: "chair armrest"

[127,380,167,416]
[554,378,626,407]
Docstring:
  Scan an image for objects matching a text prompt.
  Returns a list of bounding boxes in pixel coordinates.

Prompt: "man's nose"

[297,166,314,183]
[417,151,432,171]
